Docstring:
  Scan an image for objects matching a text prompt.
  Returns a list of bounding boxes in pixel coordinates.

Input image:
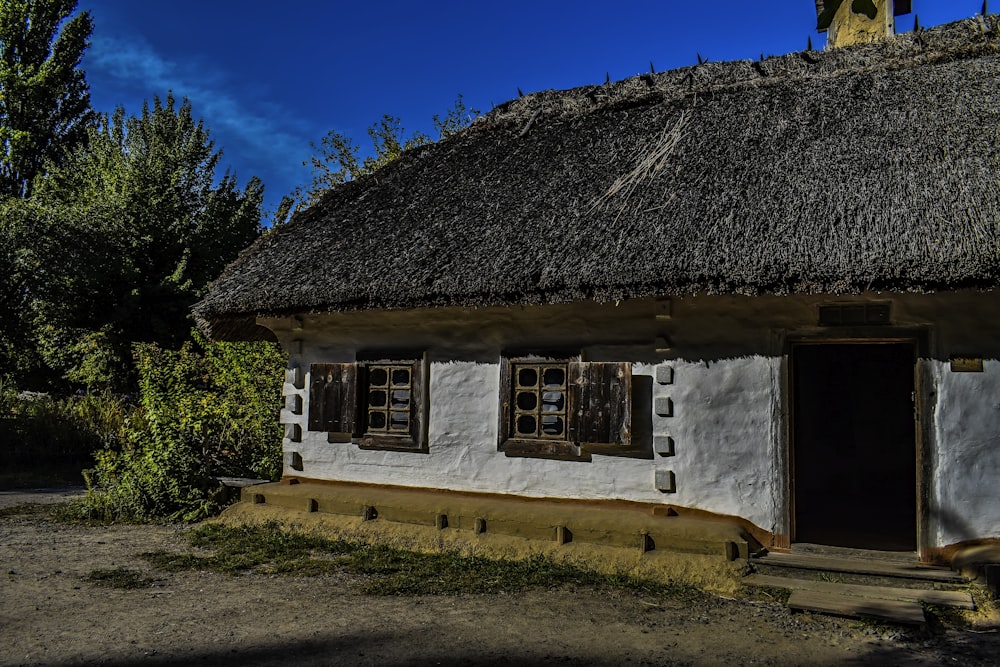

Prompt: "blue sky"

[80,1,986,220]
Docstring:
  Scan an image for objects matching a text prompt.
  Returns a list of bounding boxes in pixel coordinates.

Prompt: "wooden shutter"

[497,356,513,451]
[407,359,424,447]
[567,362,632,446]
[307,363,359,433]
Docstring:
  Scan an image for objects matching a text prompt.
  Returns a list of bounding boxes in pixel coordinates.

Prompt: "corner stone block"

[655,365,674,385]
[654,397,673,417]
[284,450,303,471]
[279,408,307,429]
[655,469,676,493]
[284,423,302,443]
[284,366,304,390]
[653,435,675,457]
[282,368,306,400]
[285,393,303,415]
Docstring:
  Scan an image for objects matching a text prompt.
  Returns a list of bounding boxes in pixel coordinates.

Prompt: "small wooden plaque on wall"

[950,356,984,373]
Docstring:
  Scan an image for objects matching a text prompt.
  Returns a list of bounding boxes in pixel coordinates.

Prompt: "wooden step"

[745,574,975,609]
[755,551,966,583]
[787,590,926,627]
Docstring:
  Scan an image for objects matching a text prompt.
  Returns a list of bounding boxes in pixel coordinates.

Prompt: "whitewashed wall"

[898,293,1000,548]
[265,291,1000,549]
[927,359,1000,546]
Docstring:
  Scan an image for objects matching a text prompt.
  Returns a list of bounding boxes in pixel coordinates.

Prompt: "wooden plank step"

[745,574,975,609]
[756,552,966,583]
[787,590,926,627]
[211,476,271,488]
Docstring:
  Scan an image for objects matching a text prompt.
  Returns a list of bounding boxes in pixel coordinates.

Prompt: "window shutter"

[497,357,513,450]
[407,359,425,448]
[567,362,631,446]
[308,363,359,433]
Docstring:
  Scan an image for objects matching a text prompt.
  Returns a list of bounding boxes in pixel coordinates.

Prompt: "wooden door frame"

[781,329,930,557]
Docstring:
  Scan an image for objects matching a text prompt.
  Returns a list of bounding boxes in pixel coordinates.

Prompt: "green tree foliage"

[0,0,96,198]
[0,214,31,377]
[279,94,479,219]
[8,94,264,389]
[81,332,285,522]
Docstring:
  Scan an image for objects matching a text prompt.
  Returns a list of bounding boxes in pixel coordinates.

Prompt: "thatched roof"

[196,18,1000,340]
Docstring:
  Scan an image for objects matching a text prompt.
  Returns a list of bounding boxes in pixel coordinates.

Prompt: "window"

[498,356,632,460]
[513,363,569,440]
[308,357,425,451]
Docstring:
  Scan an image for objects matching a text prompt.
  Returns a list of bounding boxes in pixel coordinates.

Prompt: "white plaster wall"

[268,291,1000,548]
[902,291,1000,547]
[272,299,786,536]
[285,356,780,532]
[928,359,1000,546]
[661,357,781,532]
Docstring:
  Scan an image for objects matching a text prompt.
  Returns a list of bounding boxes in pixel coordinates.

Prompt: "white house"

[196,13,1000,564]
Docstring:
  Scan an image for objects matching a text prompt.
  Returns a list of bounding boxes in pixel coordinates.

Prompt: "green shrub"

[81,331,285,522]
[0,376,132,481]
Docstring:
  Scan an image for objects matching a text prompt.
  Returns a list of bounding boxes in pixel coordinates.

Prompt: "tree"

[11,93,264,389]
[0,208,35,379]
[0,0,95,198]
[280,94,479,219]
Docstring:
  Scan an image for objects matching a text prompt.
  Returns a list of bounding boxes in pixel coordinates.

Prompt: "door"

[792,342,917,551]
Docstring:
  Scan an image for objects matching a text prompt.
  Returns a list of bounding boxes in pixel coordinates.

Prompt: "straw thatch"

[195,18,1000,340]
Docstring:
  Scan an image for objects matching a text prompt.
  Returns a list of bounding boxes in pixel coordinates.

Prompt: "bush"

[81,332,285,522]
[0,376,132,482]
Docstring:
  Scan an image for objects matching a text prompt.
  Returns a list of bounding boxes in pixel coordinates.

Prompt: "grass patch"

[143,522,351,575]
[140,521,701,597]
[743,583,792,604]
[84,566,159,590]
[0,502,58,519]
[0,498,126,526]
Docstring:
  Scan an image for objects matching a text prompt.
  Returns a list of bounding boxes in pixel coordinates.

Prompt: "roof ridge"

[481,16,1000,127]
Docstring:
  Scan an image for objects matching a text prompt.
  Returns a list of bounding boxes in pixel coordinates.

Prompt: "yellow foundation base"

[219,481,762,594]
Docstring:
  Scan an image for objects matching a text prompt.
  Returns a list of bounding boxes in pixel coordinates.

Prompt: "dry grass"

[215,503,747,596]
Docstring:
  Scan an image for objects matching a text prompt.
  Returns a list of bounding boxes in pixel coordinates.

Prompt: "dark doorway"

[792,342,917,551]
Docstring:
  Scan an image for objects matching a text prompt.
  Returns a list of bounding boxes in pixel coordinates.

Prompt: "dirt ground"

[2,489,999,667]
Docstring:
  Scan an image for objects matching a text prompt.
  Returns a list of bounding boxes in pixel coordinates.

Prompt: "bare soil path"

[2,492,998,666]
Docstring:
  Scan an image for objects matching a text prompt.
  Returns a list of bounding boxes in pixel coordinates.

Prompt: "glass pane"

[392,368,410,386]
[368,411,386,429]
[391,389,410,408]
[542,367,565,388]
[516,414,537,436]
[390,411,409,430]
[541,415,564,436]
[369,367,389,387]
[516,391,537,411]
[517,367,538,388]
[541,391,564,412]
[368,390,387,408]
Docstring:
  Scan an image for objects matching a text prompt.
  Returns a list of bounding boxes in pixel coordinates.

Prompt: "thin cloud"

[89,36,176,83]
[87,35,311,198]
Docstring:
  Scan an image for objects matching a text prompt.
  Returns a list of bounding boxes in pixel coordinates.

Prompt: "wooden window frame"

[498,353,632,461]
[307,354,427,453]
